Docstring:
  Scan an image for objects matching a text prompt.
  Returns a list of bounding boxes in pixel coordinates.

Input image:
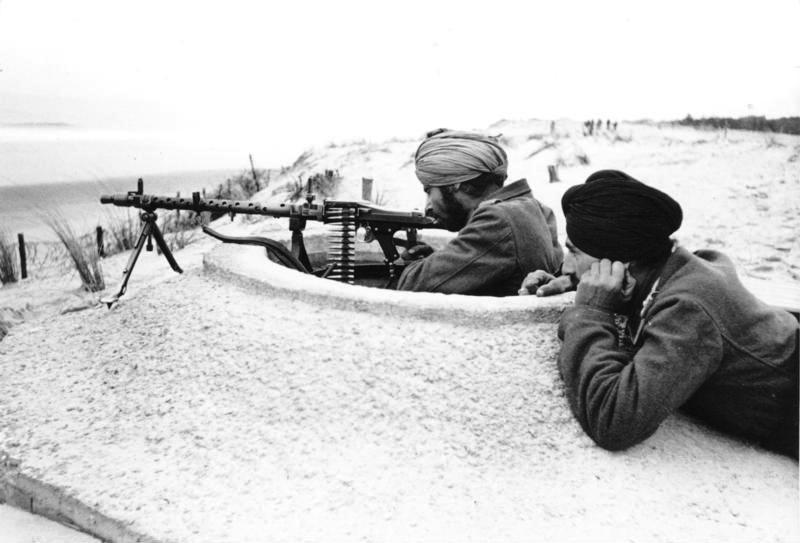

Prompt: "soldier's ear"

[447,183,462,195]
[621,266,636,301]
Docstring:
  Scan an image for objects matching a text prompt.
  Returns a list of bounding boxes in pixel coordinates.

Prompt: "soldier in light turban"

[414,129,509,189]
[396,129,563,296]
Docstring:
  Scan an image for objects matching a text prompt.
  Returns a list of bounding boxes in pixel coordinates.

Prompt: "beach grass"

[206,169,271,220]
[45,214,105,292]
[158,210,207,251]
[371,187,390,206]
[103,209,140,255]
[287,169,342,202]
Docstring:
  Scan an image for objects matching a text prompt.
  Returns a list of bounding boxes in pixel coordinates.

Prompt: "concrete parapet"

[0,461,157,542]
[203,241,572,327]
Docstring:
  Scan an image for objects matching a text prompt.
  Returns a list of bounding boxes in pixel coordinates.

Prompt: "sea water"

[0,124,283,241]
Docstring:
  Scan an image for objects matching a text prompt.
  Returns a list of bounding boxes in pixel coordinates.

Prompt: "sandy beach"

[0,120,798,542]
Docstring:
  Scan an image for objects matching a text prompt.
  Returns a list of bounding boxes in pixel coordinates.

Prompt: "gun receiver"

[99,178,440,306]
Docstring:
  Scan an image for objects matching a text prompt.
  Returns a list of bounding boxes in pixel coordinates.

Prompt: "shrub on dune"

[45,215,105,292]
[158,211,204,251]
[103,209,139,255]
[288,170,342,202]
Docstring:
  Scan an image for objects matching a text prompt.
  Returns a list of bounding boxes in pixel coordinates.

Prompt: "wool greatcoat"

[558,246,799,457]
[396,179,563,296]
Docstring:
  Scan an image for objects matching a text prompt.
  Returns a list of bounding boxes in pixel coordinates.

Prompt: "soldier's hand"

[401,242,434,261]
[574,259,626,311]
[518,271,575,297]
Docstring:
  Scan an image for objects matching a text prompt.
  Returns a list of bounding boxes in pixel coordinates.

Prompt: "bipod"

[100,210,182,308]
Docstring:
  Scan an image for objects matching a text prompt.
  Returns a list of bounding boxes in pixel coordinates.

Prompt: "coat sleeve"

[396,207,515,294]
[538,201,564,261]
[557,298,724,451]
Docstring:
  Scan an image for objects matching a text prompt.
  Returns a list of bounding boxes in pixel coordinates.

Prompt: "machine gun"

[99,178,441,306]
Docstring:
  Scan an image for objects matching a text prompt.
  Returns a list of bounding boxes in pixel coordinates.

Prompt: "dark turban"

[561,170,683,262]
[415,129,508,187]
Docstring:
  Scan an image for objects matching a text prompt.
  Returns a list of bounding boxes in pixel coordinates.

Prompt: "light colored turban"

[414,130,508,187]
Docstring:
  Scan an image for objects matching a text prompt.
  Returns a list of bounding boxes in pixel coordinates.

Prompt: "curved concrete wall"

[203,230,572,326]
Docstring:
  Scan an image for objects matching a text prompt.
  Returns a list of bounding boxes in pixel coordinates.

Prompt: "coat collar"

[481,178,531,205]
[656,245,693,286]
[628,244,688,320]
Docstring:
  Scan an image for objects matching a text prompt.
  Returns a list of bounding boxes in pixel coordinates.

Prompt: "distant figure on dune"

[396,129,563,296]
[521,169,799,458]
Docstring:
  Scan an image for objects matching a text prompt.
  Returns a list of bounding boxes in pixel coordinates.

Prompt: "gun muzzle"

[100,194,135,206]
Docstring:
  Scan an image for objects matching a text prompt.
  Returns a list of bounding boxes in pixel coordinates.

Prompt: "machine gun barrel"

[99,192,438,229]
[98,179,441,306]
[99,192,325,221]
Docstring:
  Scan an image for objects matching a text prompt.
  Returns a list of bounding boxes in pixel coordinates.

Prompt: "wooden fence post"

[249,154,260,191]
[17,233,27,279]
[96,226,105,257]
[548,165,560,183]
[362,177,374,201]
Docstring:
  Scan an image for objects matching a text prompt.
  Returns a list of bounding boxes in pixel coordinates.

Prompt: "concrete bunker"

[203,226,570,325]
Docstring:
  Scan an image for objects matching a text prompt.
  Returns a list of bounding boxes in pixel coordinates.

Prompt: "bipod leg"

[100,218,154,308]
[99,212,183,308]
[149,221,183,273]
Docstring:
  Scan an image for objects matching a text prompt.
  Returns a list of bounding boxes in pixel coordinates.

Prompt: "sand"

[0,120,798,542]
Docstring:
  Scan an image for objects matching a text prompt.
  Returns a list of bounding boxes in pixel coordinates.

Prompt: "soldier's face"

[563,238,598,281]
[424,186,469,232]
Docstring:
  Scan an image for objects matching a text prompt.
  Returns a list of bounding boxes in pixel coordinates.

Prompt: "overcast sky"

[1,0,799,153]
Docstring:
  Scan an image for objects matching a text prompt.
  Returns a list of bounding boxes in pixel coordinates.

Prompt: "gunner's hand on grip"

[401,242,434,261]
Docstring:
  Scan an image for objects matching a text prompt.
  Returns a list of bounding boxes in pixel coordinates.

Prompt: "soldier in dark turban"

[524,169,799,458]
[396,129,563,296]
